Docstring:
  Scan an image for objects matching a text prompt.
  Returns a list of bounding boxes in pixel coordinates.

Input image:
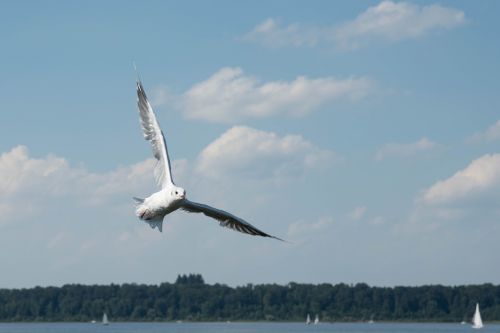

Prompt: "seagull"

[133,79,283,241]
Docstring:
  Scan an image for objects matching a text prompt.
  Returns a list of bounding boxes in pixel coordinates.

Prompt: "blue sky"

[1,1,499,288]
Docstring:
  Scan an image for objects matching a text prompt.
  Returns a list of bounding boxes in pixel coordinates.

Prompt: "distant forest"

[1,274,499,322]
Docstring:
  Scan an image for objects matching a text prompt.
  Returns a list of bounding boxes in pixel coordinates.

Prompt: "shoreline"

[1,321,499,324]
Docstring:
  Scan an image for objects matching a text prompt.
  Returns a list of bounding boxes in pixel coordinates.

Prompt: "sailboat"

[306,314,311,325]
[472,303,483,329]
[102,312,109,326]
[314,314,319,324]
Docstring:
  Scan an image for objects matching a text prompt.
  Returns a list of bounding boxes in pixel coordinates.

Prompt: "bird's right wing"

[136,80,174,188]
[180,199,284,241]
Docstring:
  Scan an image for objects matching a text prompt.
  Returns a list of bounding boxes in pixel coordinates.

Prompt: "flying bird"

[133,79,283,241]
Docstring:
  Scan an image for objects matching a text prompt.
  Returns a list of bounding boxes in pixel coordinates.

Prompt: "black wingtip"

[135,73,147,100]
[136,80,144,94]
[133,61,144,90]
[270,235,289,243]
[260,230,288,243]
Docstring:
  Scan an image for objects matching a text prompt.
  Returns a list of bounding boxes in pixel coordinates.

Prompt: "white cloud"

[287,216,334,238]
[334,1,466,49]
[0,146,159,224]
[1,132,329,230]
[375,137,440,160]
[369,216,386,226]
[0,145,69,197]
[349,206,367,220]
[0,144,321,287]
[0,147,193,209]
[242,18,319,48]
[150,84,172,107]
[0,133,330,236]
[243,2,465,50]
[196,126,337,181]
[467,120,500,143]
[180,67,372,123]
[421,153,500,205]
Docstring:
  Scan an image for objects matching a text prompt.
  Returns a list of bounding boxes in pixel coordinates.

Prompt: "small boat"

[306,314,311,325]
[314,314,319,325]
[102,313,109,326]
[472,303,483,329]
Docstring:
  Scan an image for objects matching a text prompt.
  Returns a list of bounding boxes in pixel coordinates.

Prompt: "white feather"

[136,81,174,189]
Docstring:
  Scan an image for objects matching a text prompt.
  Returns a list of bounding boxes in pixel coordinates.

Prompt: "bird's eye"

[175,191,178,195]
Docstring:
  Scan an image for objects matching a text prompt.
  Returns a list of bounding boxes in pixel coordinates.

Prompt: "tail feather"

[147,219,163,232]
[133,197,144,204]
[132,197,163,232]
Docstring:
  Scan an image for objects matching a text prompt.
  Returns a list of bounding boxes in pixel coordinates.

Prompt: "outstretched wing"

[180,199,284,241]
[136,80,174,188]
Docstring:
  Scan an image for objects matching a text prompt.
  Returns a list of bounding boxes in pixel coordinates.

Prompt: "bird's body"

[133,78,282,241]
[134,188,184,232]
[135,190,179,220]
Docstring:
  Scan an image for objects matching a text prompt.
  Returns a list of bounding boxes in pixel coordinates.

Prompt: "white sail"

[306,314,311,325]
[102,313,109,326]
[472,303,483,329]
[314,314,319,324]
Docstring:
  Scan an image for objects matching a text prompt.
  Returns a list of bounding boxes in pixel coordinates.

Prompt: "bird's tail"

[146,218,164,232]
[132,197,164,232]
[133,197,144,205]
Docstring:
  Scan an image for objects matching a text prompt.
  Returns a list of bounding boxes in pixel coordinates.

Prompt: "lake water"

[0,323,500,333]
[0,322,498,333]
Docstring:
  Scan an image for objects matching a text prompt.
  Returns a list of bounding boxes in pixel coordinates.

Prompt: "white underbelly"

[136,191,178,221]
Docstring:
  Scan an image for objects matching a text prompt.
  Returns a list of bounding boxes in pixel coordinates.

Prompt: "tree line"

[0,274,499,322]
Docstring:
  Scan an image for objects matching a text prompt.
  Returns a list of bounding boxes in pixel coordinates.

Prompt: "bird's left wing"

[136,80,174,188]
[180,199,284,241]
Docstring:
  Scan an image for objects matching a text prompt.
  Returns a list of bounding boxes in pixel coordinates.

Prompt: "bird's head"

[171,187,186,200]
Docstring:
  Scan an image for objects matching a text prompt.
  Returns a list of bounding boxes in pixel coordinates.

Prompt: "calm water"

[0,322,498,333]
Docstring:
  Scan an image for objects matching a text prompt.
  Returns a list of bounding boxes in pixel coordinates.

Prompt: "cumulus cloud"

[180,67,372,123]
[375,137,440,160]
[369,216,386,226]
[150,84,173,107]
[421,153,500,205]
[467,120,500,143]
[196,126,337,180]
[0,145,69,197]
[349,206,367,220]
[243,2,465,50]
[242,18,319,48]
[1,130,330,225]
[334,1,466,49]
[0,144,302,286]
[0,146,192,206]
[0,146,159,223]
[408,152,500,230]
[287,216,334,238]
